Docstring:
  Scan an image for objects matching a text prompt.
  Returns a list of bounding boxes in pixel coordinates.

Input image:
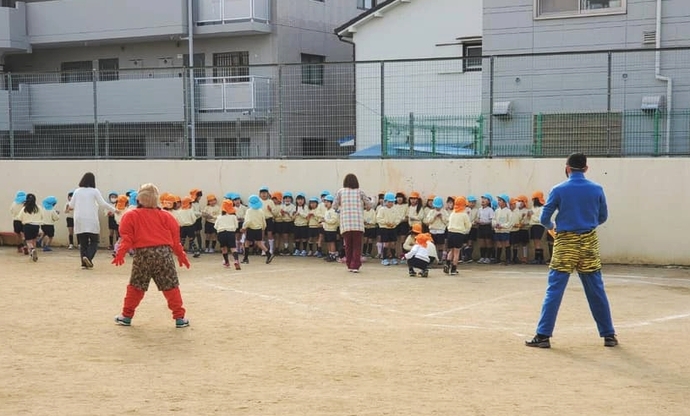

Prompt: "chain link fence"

[1,47,689,159]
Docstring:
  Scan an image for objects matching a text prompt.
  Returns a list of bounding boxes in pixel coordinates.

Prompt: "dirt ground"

[1,247,689,416]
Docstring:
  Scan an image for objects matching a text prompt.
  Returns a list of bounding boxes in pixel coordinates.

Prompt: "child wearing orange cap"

[189,189,203,252]
[111,195,129,257]
[112,183,190,329]
[407,191,424,235]
[528,190,547,264]
[270,192,285,255]
[394,192,409,257]
[445,197,471,275]
[508,198,522,264]
[404,233,432,278]
[513,195,531,264]
[215,200,241,269]
[362,200,377,258]
[403,223,423,254]
[202,194,221,253]
[176,196,201,258]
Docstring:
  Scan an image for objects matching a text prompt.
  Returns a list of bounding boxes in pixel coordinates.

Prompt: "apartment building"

[483,0,690,156]
[0,0,362,158]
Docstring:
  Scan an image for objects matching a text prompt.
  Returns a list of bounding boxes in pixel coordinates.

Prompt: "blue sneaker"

[381,259,390,266]
[316,252,323,258]
[391,258,399,265]
[300,250,307,257]
[114,315,131,326]
[176,318,190,328]
[43,246,53,252]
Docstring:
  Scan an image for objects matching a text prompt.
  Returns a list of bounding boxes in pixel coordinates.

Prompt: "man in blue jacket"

[526,153,617,348]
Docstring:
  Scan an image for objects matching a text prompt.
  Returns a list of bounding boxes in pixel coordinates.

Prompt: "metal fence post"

[408,112,415,157]
[607,51,612,156]
[488,56,495,158]
[380,61,386,158]
[278,64,283,157]
[93,68,99,158]
[7,73,14,159]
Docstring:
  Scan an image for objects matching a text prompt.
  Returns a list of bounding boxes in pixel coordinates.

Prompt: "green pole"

[536,113,543,157]
[653,109,660,156]
[475,115,483,156]
[431,125,437,157]
[382,117,389,158]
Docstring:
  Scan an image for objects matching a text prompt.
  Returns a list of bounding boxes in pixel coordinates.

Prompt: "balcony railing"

[196,76,272,114]
[196,0,270,24]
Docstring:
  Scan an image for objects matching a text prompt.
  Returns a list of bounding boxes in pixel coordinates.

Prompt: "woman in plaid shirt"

[332,173,373,273]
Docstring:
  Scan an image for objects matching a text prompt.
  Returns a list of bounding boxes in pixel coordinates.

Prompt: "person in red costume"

[112,183,191,328]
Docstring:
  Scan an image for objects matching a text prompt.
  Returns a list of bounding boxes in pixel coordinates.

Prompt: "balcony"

[196,76,272,121]
[195,0,271,37]
[26,0,187,47]
[0,2,29,52]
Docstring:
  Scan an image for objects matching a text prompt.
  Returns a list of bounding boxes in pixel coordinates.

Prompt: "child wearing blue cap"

[39,196,60,251]
[423,196,449,265]
[306,197,322,256]
[476,194,495,264]
[492,194,514,265]
[258,186,275,257]
[293,193,309,256]
[279,192,296,255]
[464,195,479,262]
[241,194,274,264]
[321,195,340,262]
[17,193,43,262]
[10,191,28,254]
[376,192,400,265]
[229,194,247,252]
[64,191,75,250]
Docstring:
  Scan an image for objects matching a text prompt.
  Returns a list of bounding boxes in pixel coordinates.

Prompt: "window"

[60,61,93,83]
[183,53,206,79]
[215,137,250,158]
[98,58,119,82]
[1,0,16,8]
[301,54,325,86]
[213,52,249,82]
[536,0,625,18]
[462,42,482,72]
[357,0,375,10]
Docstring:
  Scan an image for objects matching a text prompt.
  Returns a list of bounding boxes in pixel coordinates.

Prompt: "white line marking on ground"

[422,291,534,317]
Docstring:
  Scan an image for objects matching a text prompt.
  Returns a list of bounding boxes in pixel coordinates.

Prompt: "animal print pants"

[129,246,180,292]
[549,230,602,274]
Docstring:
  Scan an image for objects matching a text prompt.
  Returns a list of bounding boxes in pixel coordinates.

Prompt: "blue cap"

[491,200,498,210]
[42,196,57,210]
[320,190,330,196]
[224,192,234,200]
[296,192,306,199]
[259,186,269,192]
[129,192,138,207]
[14,191,27,204]
[467,195,477,202]
[126,189,136,197]
[432,196,444,209]
[309,197,319,203]
[248,194,262,210]
[324,195,334,202]
[283,192,293,199]
[384,192,396,202]
[498,194,510,204]
[481,193,492,201]
[232,193,241,200]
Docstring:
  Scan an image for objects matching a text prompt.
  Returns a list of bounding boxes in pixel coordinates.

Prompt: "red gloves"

[112,252,125,266]
[177,252,191,269]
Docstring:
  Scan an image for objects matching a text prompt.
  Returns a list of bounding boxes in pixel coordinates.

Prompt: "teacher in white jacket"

[68,172,115,269]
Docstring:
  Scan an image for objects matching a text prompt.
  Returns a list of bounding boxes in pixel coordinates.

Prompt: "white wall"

[350,0,483,150]
[1,158,688,266]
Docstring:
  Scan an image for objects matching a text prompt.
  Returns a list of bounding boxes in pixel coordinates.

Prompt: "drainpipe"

[188,0,197,158]
[655,0,672,155]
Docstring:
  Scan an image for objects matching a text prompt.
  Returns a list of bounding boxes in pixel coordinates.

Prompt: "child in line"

[280,192,296,255]
[315,191,330,258]
[422,195,435,233]
[293,193,309,256]
[405,233,433,278]
[202,194,221,253]
[231,194,247,253]
[18,193,43,262]
[475,194,495,264]
[112,183,190,329]
[362,201,377,258]
[492,194,514,265]
[106,191,119,250]
[306,197,322,256]
[258,186,276,256]
[241,194,274,264]
[407,192,425,231]
[445,196,471,275]
[394,192,409,258]
[464,195,479,262]
[376,192,400,266]
[65,191,75,249]
[271,192,284,253]
[374,192,386,257]
[175,196,201,258]
[112,194,129,257]
[529,191,547,264]
[515,195,531,264]
[10,191,27,254]
[39,196,59,252]
[424,196,448,265]
[508,198,522,264]
[321,195,340,262]
[215,199,241,270]
[190,188,204,253]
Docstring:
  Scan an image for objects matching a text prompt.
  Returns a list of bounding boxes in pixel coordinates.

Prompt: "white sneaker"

[68,244,74,250]
[209,248,215,254]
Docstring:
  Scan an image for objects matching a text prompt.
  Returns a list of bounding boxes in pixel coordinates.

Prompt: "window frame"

[357,0,374,10]
[301,53,325,86]
[213,51,250,83]
[60,61,93,83]
[98,58,119,82]
[534,0,626,19]
[462,42,482,73]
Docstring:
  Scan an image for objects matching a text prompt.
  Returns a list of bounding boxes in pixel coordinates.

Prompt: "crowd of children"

[8,187,554,275]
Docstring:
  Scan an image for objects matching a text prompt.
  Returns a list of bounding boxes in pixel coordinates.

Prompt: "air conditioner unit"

[493,101,513,118]
[641,95,665,112]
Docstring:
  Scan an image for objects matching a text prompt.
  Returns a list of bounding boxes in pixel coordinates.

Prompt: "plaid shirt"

[333,188,372,233]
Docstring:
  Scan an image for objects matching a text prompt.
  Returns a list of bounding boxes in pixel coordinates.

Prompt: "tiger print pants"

[549,230,601,273]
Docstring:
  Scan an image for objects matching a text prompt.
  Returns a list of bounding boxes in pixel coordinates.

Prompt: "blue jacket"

[540,171,608,233]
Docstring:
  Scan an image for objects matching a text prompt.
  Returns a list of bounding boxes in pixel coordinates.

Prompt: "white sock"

[376,242,383,255]
[523,246,528,258]
[268,239,275,254]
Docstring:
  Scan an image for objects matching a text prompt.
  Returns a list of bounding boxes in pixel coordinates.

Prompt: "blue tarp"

[349,143,476,158]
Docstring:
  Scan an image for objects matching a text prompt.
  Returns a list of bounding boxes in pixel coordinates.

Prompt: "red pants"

[342,231,363,271]
[121,284,186,320]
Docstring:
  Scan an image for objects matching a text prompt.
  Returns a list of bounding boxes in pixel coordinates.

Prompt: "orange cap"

[115,195,128,211]
[189,188,202,199]
[174,195,181,204]
[409,191,421,199]
[159,192,170,204]
[411,223,423,234]
[207,194,217,202]
[426,194,435,201]
[162,194,176,209]
[181,196,192,209]
[222,199,236,214]
[453,196,467,212]
[532,191,545,205]
[415,233,431,248]
[271,191,283,201]
[517,195,529,206]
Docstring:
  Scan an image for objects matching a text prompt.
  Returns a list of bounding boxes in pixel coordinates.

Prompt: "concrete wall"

[1,158,688,266]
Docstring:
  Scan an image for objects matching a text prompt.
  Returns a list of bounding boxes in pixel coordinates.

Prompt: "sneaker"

[114,315,132,326]
[351,268,360,273]
[175,318,190,328]
[193,251,201,258]
[450,268,459,275]
[300,250,307,257]
[420,269,429,278]
[306,251,313,257]
[43,246,52,252]
[443,264,450,274]
[381,259,390,266]
[266,253,275,264]
[30,249,38,262]
[204,248,210,253]
[223,261,230,268]
[209,248,215,254]
[604,335,618,347]
[391,258,399,265]
[315,252,323,258]
[241,258,249,264]
[293,249,301,256]
[82,256,93,268]
[408,270,417,277]
[234,262,241,270]
[68,244,75,250]
[525,334,551,348]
